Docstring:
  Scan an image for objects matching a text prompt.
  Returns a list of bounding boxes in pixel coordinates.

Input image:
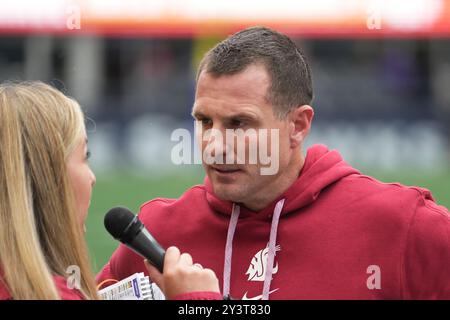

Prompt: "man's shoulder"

[138,184,207,218]
[343,173,435,200]
[336,173,448,220]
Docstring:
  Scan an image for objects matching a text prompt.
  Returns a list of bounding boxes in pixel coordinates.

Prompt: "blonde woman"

[0,81,220,300]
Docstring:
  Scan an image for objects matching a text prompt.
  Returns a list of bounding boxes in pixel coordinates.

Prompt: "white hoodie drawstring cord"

[222,199,285,300]
[262,199,285,300]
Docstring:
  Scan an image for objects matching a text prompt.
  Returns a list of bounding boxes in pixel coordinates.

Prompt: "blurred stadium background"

[0,0,449,272]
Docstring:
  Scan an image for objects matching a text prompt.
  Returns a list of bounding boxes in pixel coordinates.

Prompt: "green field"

[86,170,450,273]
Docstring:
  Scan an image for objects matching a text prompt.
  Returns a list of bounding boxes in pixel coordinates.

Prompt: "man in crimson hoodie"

[97,27,450,299]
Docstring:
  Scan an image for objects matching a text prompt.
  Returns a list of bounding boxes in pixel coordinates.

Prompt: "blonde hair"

[0,81,98,299]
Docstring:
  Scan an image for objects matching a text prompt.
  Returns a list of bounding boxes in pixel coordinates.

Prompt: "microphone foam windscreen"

[104,206,135,239]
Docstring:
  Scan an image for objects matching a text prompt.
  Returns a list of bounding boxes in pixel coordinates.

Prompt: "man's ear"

[288,105,314,148]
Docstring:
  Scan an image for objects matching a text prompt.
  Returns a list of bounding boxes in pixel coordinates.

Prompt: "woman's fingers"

[148,246,220,299]
[144,259,164,291]
[179,253,193,266]
[163,246,181,272]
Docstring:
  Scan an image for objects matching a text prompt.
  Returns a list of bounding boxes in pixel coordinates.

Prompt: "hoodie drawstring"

[262,198,285,300]
[223,203,240,298]
[222,199,285,300]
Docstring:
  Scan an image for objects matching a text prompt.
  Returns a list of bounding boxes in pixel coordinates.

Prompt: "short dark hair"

[197,26,313,118]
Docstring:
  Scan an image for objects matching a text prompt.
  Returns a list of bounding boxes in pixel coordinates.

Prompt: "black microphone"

[104,206,165,273]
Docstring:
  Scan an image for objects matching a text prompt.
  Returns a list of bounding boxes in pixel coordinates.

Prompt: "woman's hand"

[144,246,220,299]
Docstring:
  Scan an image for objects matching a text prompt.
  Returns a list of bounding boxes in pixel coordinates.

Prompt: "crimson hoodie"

[0,275,84,300]
[97,144,450,299]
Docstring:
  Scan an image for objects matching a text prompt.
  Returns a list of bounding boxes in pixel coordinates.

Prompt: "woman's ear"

[289,105,314,148]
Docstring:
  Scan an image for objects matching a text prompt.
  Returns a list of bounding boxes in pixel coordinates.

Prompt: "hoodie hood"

[205,144,359,219]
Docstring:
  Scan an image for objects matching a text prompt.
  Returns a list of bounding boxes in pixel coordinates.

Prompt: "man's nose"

[206,128,226,158]
[204,127,235,162]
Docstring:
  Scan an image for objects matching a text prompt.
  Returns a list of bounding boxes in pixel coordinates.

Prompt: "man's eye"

[230,119,245,128]
[86,150,91,160]
[200,119,212,126]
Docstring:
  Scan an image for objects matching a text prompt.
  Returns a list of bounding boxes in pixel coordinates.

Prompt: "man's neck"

[243,151,305,212]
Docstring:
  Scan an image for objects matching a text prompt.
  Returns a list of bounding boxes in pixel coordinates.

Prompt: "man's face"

[193,64,294,206]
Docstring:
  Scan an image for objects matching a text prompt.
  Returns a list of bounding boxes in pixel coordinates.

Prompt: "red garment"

[172,291,223,300]
[0,275,84,300]
[97,144,450,299]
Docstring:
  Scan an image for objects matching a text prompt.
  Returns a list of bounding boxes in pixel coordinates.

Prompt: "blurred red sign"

[0,0,449,38]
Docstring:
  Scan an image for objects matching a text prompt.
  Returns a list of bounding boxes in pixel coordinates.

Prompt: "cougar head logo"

[245,245,280,281]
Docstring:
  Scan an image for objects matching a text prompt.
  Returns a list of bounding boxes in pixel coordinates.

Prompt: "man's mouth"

[210,165,242,175]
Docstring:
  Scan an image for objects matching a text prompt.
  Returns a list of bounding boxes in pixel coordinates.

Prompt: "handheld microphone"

[104,206,165,273]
